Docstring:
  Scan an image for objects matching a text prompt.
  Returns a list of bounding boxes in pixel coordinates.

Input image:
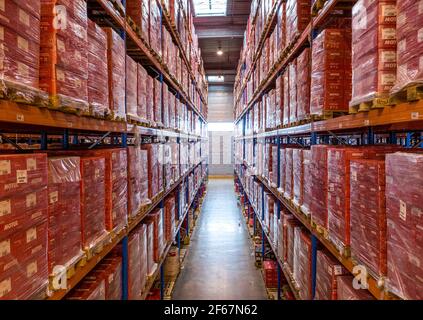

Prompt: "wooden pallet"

[110,0,125,17]
[311,110,348,120]
[84,232,113,261]
[311,219,329,239]
[312,0,327,15]
[49,95,90,117]
[48,252,87,292]
[349,97,389,114]
[328,235,351,258]
[389,83,423,105]
[0,80,49,107]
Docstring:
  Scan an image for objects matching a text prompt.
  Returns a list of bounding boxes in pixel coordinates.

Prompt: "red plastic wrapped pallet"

[150,0,162,56]
[310,145,329,229]
[351,0,397,106]
[80,157,107,249]
[283,70,290,126]
[315,249,348,300]
[289,61,297,124]
[278,148,286,193]
[146,76,154,124]
[275,76,283,128]
[90,149,128,232]
[146,209,165,263]
[271,145,279,188]
[137,65,148,123]
[163,84,170,128]
[263,260,278,288]
[0,1,41,95]
[67,278,106,300]
[127,0,149,42]
[297,48,311,121]
[127,147,142,218]
[311,29,351,115]
[128,229,142,300]
[293,228,313,300]
[139,223,148,292]
[126,55,138,120]
[40,0,89,111]
[144,219,156,276]
[292,148,303,207]
[164,195,176,242]
[301,149,312,215]
[154,78,163,127]
[47,157,82,274]
[0,221,48,300]
[392,0,423,93]
[284,148,294,200]
[337,275,375,300]
[350,159,387,280]
[104,27,126,120]
[385,152,423,300]
[285,216,302,276]
[286,0,311,43]
[87,20,110,117]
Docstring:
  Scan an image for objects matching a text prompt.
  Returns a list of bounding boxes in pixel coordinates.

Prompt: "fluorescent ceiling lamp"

[193,0,227,16]
[207,75,224,82]
[208,122,234,132]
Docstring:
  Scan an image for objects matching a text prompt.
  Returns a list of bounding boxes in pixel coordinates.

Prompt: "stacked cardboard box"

[284,148,294,200]
[40,0,89,111]
[297,48,311,121]
[385,152,423,300]
[351,0,397,105]
[126,56,139,121]
[301,149,312,215]
[0,154,49,299]
[137,65,148,123]
[67,278,106,300]
[337,275,375,300]
[47,157,83,274]
[286,0,311,44]
[145,209,165,263]
[164,195,176,242]
[289,61,298,124]
[293,229,313,300]
[310,145,329,229]
[128,229,142,299]
[87,20,110,117]
[315,249,348,300]
[263,261,278,288]
[292,149,304,207]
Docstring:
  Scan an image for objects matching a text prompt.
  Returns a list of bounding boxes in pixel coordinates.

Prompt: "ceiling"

[193,0,252,85]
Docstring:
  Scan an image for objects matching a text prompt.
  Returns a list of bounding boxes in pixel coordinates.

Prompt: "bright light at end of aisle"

[193,0,227,16]
[208,122,234,132]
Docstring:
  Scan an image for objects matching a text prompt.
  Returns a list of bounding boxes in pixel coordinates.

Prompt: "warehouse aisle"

[173,178,267,300]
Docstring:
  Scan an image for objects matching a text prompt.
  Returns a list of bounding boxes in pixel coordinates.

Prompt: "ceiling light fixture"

[217,42,223,56]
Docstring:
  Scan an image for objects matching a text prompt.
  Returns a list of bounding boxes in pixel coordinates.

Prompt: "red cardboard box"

[337,275,375,300]
[297,48,311,121]
[137,65,148,122]
[67,278,106,300]
[289,61,297,124]
[128,229,142,300]
[310,145,329,228]
[126,55,139,120]
[292,148,304,207]
[301,149,312,215]
[293,228,313,300]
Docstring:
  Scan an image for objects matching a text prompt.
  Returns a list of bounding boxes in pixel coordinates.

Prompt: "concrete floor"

[172,178,267,300]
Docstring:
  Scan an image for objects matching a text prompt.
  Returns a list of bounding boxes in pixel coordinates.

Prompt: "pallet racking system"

[233,0,423,301]
[0,0,209,300]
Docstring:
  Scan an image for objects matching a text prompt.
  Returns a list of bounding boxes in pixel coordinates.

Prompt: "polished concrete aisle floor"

[172,178,267,300]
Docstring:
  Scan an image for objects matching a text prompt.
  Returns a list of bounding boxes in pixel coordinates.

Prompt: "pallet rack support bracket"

[63,129,69,150]
[311,234,318,299]
[121,235,129,300]
[160,264,165,300]
[406,132,414,148]
[389,132,397,145]
[367,127,375,145]
[0,133,23,151]
[41,131,48,150]
[311,132,318,145]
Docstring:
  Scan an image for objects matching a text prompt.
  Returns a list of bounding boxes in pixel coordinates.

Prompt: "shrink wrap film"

[164,195,176,242]
[284,148,294,200]
[80,156,107,249]
[127,147,144,218]
[351,0,397,105]
[0,221,48,300]
[297,48,311,121]
[271,145,279,188]
[350,159,387,280]
[275,76,283,128]
[293,228,313,300]
[279,148,286,193]
[386,152,423,300]
[146,76,154,124]
[128,229,142,299]
[146,209,164,263]
[310,145,329,228]
[144,219,156,276]
[47,156,82,273]
[286,0,311,43]
[150,0,162,56]
[154,78,163,127]
[283,71,290,126]
[292,148,304,207]
[285,215,302,275]
[127,0,149,42]
[337,275,375,300]
[126,55,138,119]
[315,249,348,300]
[137,65,148,122]
[139,223,148,292]
[163,83,170,128]
[263,260,278,288]
[87,20,110,117]
[392,0,423,93]
[289,61,297,124]
[67,279,106,300]
[104,27,126,120]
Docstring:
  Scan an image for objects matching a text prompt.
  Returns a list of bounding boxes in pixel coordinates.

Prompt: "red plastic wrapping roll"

[80,157,107,249]
[311,29,351,115]
[293,228,313,300]
[392,0,423,93]
[315,249,348,300]
[292,148,303,207]
[39,0,89,109]
[137,65,148,122]
[310,145,329,228]
[350,159,387,280]
[87,20,110,117]
[301,149,312,216]
[0,221,48,299]
[47,156,82,274]
[284,148,294,200]
[126,55,138,119]
[297,48,311,121]
[351,0,397,105]
[128,229,142,300]
[289,61,297,124]
[386,152,423,300]
[286,0,311,43]
[104,27,126,120]
[337,275,375,300]
[90,149,128,232]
